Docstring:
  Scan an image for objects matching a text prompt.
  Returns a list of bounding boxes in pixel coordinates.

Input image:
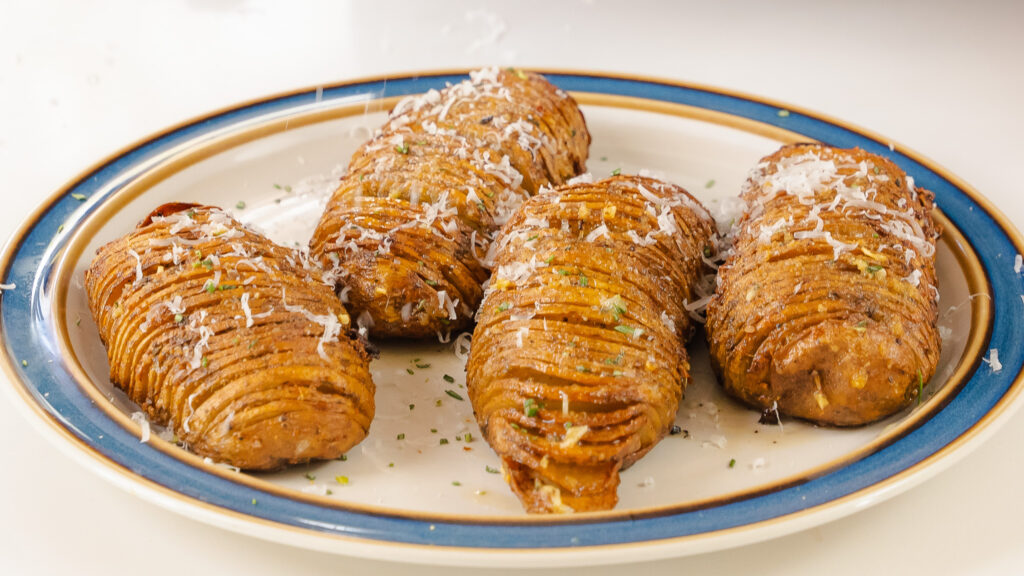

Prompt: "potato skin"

[705,144,940,426]
[467,175,716,513]
[310,67,589,339]
[85,204,374,470]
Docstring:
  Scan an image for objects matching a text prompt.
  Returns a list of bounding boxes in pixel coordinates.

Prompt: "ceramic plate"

[2,70,1023,567]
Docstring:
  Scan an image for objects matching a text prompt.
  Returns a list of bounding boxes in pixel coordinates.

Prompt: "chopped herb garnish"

[338,454,348,461]
[452,481,462,486]
[187,209,196,219]
[235,200,246,210]
[395,143,410,154]
[415,362,431,369]
[611,168,621,176]
[526,234,539,241]
[556,269,569,276]
[388,462,394,468]
[201,356,209,368]
[867,264,884,274]
[71,193,87,201]
[304,473,316,481]
[205,281,216,294]
[728,458,736,468]
[544,255,554,264]
[485,465,500,474]
[273,184,282,190]
[406,368,415,375]
[425,279,438,287]
[409,404,415,411]
[251,498,258,505]
[614,324,637,336]
[853,320,868,332]
[777,109,790,117]
[604,351,625,366]
[335,476,349,485]
[464,432,473,442]
[523,398,539,417]
[497,302,510,312]
[174,313,184,323]
[430,428,438,433]
[21,360,27,367]
[873,166,881,175]
[443,374,455,383]
[455,435,462,441]
[435,399,443,407]
[445,389,464,401]
[705,179,716,189]
[612,370,624,377]
[703,246,713,258]
[440,438,449,445]
[397,433,406,440]
[249,339,257,349]
[578,273,588,287]
[575,365,589,373]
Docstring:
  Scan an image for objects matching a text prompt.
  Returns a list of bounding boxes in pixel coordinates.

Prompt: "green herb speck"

[235,200,246,210]
[443,374,455,383]
[445,389,464,401]
[614,324,637,336]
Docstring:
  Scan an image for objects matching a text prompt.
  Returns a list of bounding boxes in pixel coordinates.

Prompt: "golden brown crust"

[309,67,589,339]
[705,144,941,426]
[85,203,374,470]
[467,175,716,513]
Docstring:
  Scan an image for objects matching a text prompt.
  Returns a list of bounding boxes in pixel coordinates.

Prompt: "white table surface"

[2,1,1022,574]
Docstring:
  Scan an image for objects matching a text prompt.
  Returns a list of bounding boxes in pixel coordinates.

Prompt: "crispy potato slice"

[468,175,716,513]
[85,203,374,470]
[706,144,941,426]
[310,67,589,338]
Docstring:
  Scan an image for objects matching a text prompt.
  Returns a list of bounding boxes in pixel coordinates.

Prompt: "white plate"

[2,71,1020,567]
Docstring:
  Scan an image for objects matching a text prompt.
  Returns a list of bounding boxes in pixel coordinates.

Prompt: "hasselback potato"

[310,67,589,338]
[85,203,374,470]
[706,144,940,426]
[468,175,716,513]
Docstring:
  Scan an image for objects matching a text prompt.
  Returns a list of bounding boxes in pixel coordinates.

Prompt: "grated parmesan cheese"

[130,411,151,443]
[982,349,1003,373]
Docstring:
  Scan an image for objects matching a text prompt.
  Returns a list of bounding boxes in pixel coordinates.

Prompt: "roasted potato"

[706,144,940,426]
[310,67,589,339]
[468,175,716,513]
[85,203,374,470]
